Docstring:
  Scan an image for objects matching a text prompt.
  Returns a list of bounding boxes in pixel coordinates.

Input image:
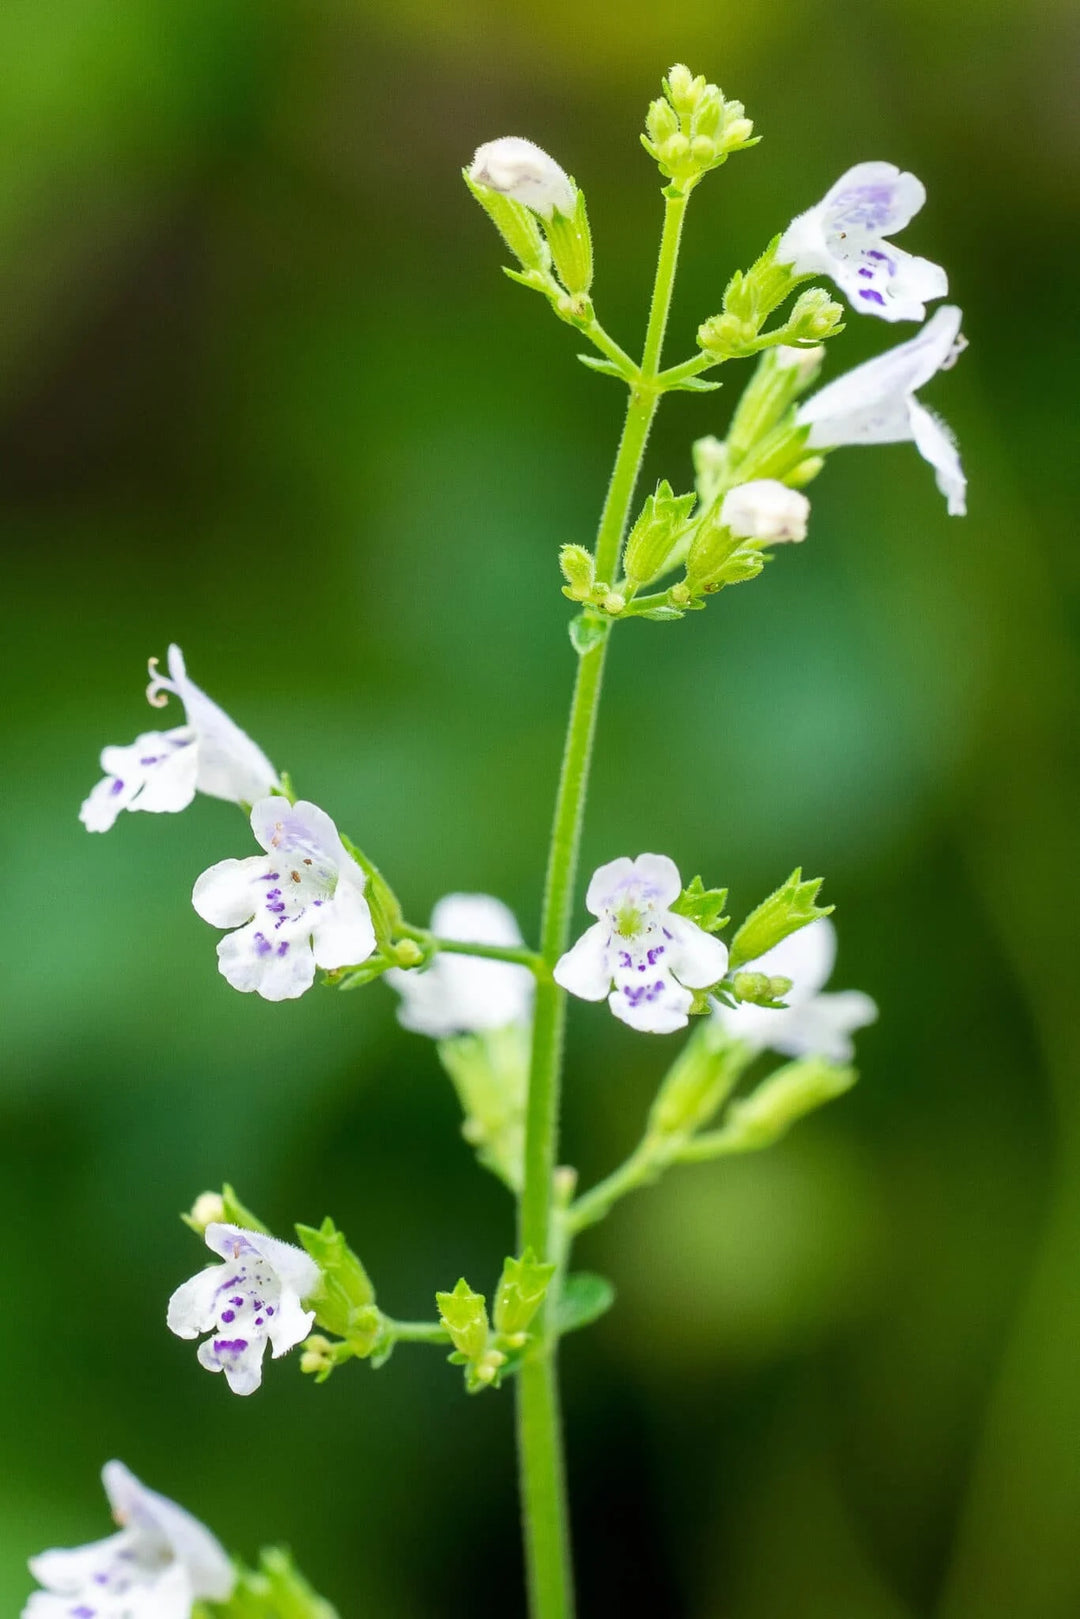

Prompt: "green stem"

[385,1318,450,1345]
[516,188,691,1619]
[565,1139,665,1235]
[431,937,548,974]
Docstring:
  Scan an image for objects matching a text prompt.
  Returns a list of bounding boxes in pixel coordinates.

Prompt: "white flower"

[777,161,947,323]
[714,918,876,1062]
[720,479,809,543]
[167,1222,321,1396]
[80,644,279,833]
[192,797,377,1001]
[24,1459,234,1618]
[469,137,575,220]
[554,854,729,1034]
[797,305,967,515]
[387,893,534,1039]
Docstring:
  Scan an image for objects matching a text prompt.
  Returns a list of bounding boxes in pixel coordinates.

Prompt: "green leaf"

[556,1272,616,1336]
[568,612,610,656]
[664,375,722,393]
[671,875,730,934]
[640,605,684,621]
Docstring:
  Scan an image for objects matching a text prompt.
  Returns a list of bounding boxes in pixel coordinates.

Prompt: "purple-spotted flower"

[797,304,967,514]
[387,893,534,1039]
[777,162,947,323]
[24,1459,234,1618]
[715,918,877,1062]
[554,855,729,1034]
[79,644,279,833]
[192,798,377,1001]
[469,137,575,220]
[167,1222,321,1396]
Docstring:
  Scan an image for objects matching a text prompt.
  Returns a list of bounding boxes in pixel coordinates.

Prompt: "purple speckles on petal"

[221,1310,235,1324]
[277,941,290,956]
[213,1338,249,1354]
[253,932,272,957]
[646,945,665,966]
[230,1296,244,1307]
[266,1306,275,1316]
[255,1317,264,1327]
[618,951,633,969]
[859,288,886,305]
[109,778,125,796]
[72,1607,96,1618]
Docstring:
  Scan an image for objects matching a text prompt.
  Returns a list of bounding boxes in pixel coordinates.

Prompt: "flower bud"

[684,507,743,588]
[720,1056,856,1150]
[665,63,705,113]
[720,480,809,544]
[729,869,833,969]
[697,310,756,359]
[560,543,595,602]
[436,1277,490,1362]
[731,971,793,1005]
[185,1191,226,1234]
[469,137,575,221]
[493,1249,556,1339]
[786,455,825,489]
[299,1335,337,1378]
[622,481,696,585]
[645,97,679,147]
[786,287,845,343]
[648,1019,751,1138]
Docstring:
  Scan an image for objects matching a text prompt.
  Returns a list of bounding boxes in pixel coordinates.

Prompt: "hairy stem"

[515,188,690,1619]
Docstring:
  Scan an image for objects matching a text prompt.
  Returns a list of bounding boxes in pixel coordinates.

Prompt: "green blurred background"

[2,0,1077,1614]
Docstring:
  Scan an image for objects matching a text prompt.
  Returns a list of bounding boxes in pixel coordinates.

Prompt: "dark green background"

[3,1,1077,1614]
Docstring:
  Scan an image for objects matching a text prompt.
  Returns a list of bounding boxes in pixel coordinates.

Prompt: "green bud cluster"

[622,481,696,585]
[698,240,804,360]
[731,970,793,1007]
[729,868,833,969]
[643,64,757,193]
[436,1250,554,1393]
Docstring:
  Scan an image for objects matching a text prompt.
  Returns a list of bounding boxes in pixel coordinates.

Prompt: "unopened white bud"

[775,344,825,386]
[469,137,575,221]
[720,480,810,544]
[187,1191,226,1232]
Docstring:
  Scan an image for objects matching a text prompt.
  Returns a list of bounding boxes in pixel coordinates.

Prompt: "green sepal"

[325,955,393,991]
[544,186,593,296]
[648,1018,753,1137]
[716,1057,857,1151]
[337,832,401,946]
[569,612,610,656]
[640,606,684,621]
[295,1217,379,1350]
[493,1248,557,1338]
[670,875,730,934]
[556,1273,616,1336]
[577,353,630,380]
[728,868,834,969]
[464,168,552,275]
[435,1277,490,1361]
[663,375,722,393]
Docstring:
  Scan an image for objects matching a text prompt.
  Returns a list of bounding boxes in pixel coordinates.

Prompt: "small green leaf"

[569,613,610,656]
[671,875,730,934]
[556,1273,616,1336]
[577,353,630,380]
[664,375,722,393]
[640,605,685,621]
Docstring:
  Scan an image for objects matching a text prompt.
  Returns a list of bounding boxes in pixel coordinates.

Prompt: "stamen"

[145,655,175,709]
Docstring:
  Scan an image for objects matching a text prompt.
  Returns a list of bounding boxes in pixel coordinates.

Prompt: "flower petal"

[584,857,636,915]
[166,1265,224,1340]
[630,853,683,908]
[250,797,348,866]
[28,1534,129,1595]
[824,161,926,238]
[909,399,967,515]
[430,892,524,948]
[309,876,376,972]
[665,913,729,989]
[608,975,692,1034]
[553,923,611,1001]
[771,989,878,1062]
[100,1462,235,1602]
[266,1294,316,1359]
[236,1228,322,1300]
[215,921,318,1000]
[798,305,963,447]
[197,1333,267,1396]
[165,645,279,806]
[191,857,266,928]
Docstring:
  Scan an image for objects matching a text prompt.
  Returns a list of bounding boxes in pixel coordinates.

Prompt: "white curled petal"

[250,797,345,863]
[553,923,611,1001]
[267,1296,316,1358]
[126,1562,195,1619]
[665,913,729,988]
[469,136,575,219]
[240,1229,322,1299]
[776,203,828,274]
[712,997,784,1050]
[191,857,265,927]
[197,1334,267,1396]
[215,922,318,1000]
[24,1592,79,1618]
[28,1533,128,1594]
[631,853,683,907]
[909,400,967,515]
[310,879,376,972]
[431,893,523,948]
[609,976,692,1034]
[101,1462,234,1602]
[798,305,963,447]
[773,989,878,1062]
[745,917,837,999]
[166,1265,225,1340]
[584,857,636,914]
